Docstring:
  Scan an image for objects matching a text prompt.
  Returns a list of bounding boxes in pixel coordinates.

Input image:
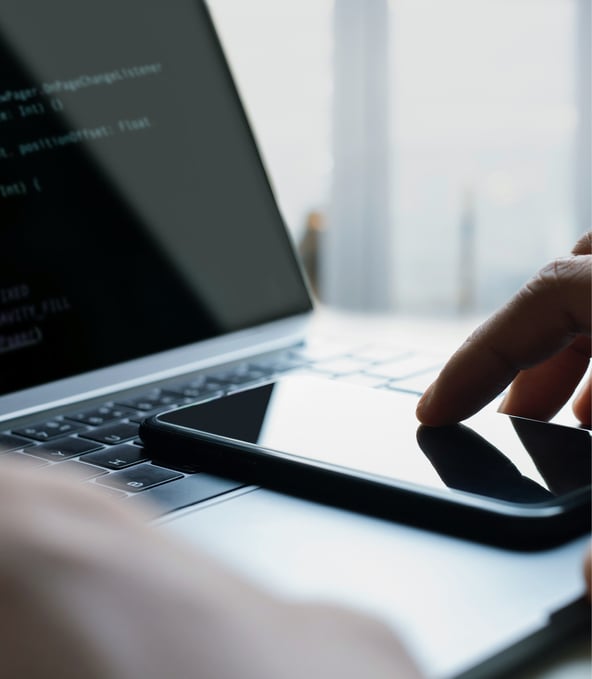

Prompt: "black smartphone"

[140,376,591,550]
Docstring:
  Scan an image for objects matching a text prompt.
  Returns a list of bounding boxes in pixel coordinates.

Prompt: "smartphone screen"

[154,376,591,506]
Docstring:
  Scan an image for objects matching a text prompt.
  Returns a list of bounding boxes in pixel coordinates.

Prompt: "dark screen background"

[0,0,311,395]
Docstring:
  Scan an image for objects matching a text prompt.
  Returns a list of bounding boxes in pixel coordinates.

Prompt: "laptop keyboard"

[0,343,443,516]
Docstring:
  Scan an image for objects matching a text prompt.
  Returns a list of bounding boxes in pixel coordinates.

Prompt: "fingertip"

[497,393,509,414]
[572,378,591,427]
[415,383,434,424]
[497,383,522,417]
[571,231,592,256]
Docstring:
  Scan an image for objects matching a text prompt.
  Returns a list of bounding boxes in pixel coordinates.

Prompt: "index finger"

[416,244,591,427]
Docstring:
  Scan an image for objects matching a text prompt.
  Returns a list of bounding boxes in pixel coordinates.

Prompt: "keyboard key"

[365,355,444,381]
[309,356,370,376]
[385,368,442,394]
[338,373,390,389]
[127,474,246,516]
[12,420,84,442]
[285,367,328,380]
[248,356,306,373]
[152,455,201,474]
[44,460,107,480]
[80,422,139,445]
[115,390,185,412]
[64,404,136,426]
[290,340,352,362]
[211,367,267,386]
[347,345,410,363]
[173,379,225,399]
[96,464,182,493]
[26,437,103,461]
[0,432,35,452]
[81,444,148,470]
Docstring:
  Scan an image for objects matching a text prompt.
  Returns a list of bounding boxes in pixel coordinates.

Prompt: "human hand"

[416,232,591,427]
[415,232,591,596]
[0,463,423,679]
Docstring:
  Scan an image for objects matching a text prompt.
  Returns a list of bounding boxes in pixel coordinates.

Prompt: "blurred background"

[208,0,591,316]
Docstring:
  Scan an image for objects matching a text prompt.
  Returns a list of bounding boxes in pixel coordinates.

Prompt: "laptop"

[0,1,588,677]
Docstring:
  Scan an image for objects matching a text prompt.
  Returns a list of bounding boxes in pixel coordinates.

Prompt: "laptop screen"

[0,0,311,396]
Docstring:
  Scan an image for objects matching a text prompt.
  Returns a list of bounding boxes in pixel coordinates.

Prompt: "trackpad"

[163,488,587,678]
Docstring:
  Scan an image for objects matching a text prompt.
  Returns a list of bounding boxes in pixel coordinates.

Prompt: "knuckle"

[572,230,592,255]
[532,256,579,291]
